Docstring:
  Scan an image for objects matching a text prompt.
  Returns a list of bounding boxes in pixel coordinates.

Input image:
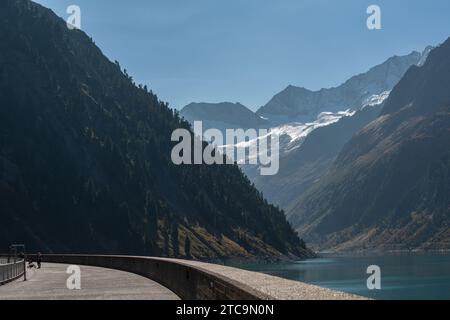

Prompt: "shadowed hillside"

[0,0,312,260]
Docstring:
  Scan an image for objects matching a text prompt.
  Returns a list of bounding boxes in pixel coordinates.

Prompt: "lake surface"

[233,253,450,300]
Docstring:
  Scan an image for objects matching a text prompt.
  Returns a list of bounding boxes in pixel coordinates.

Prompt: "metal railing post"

[23,256,27,281]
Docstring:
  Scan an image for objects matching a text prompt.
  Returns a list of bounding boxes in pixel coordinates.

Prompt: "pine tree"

[184,235,191,259]
[171,223,179,257]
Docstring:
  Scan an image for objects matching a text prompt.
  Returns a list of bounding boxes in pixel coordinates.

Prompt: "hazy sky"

[35,0,450,110]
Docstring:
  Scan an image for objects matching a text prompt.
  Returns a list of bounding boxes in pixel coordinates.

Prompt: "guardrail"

[0,258,25,285]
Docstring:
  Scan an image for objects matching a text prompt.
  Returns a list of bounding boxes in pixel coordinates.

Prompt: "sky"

[34,0,450,110]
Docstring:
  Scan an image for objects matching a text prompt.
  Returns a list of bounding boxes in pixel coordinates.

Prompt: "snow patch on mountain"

[216,91,390,166]
[361,91,390,110]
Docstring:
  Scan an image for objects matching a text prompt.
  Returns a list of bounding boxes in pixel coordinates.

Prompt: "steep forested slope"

[0,0,310,259]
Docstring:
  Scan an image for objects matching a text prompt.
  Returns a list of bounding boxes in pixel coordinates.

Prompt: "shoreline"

[317,248,450,257]
[221,248,450,266]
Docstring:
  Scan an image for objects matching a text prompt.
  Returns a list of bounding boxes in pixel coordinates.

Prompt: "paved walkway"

[0,263,179,300]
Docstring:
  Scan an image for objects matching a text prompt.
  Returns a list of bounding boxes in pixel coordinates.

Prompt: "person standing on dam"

[37,253,42,269]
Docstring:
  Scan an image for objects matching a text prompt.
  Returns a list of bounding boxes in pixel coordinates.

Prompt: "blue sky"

[34,0,450,110]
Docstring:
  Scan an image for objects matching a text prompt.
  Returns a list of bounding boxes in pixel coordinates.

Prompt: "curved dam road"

[0,263,179,300]
[1,255,367,300]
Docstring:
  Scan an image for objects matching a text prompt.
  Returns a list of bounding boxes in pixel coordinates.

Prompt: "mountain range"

[182,50,418,131]
[182,49,428,159]
[182,47,428,210]
[289,38,450,251]
[257,51,426,125]
[5,0,447,256]
[0,0,311,260]
[179,36,450,252]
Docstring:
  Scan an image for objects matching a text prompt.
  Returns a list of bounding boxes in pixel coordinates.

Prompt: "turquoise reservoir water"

[233,253,450,300]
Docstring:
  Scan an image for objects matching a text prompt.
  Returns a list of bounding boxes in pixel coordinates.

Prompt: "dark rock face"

[289,39,450,251]
[0,0,311,260]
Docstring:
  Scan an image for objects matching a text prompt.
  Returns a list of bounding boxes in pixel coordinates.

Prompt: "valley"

[181,40,450,253]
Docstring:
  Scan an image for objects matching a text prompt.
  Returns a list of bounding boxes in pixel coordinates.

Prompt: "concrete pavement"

[0,263,179,300]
